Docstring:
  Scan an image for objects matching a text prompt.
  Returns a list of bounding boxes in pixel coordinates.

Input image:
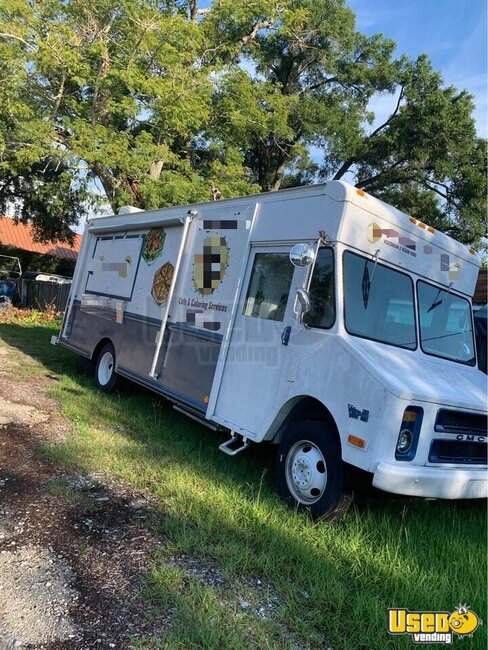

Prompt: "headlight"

[395,407,423,461]
[396,429,413,454]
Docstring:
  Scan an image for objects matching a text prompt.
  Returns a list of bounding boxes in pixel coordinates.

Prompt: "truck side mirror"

[290,243,315,268]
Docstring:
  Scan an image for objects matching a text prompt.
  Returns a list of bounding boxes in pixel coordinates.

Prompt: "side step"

[219,433,250,456]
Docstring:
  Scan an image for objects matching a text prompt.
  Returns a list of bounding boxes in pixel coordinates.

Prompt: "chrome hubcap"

[285,440,327,504]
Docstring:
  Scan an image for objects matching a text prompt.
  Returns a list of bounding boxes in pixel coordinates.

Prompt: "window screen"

[243,253,294,321]
[303,247,335,329]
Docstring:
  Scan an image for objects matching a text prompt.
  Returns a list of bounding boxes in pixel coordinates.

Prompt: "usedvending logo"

[388,605,481,644]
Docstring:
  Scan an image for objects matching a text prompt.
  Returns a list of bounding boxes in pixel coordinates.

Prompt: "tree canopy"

[0,0,485,245]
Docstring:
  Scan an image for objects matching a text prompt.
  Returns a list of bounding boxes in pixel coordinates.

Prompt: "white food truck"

[52,181,487,519]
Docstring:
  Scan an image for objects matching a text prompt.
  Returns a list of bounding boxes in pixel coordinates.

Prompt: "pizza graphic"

[151,261,174,304]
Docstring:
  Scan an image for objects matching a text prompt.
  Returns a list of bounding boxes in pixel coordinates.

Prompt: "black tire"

[94,342,119,393]
[276,420,352,521]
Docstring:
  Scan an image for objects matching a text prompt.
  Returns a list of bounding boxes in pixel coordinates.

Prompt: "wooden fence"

[19,279,71,312]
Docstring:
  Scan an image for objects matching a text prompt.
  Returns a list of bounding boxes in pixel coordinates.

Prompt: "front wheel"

[276,421,352,521]
[95,342,119,393]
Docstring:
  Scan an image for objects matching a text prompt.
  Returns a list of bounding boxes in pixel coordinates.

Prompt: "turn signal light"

[348,434,367,449]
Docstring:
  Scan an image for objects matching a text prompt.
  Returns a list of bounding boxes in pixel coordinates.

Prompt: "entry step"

[219,434,250,456]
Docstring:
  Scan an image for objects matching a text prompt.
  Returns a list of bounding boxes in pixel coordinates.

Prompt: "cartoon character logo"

[448,605,480,636]
[388,604,482,643]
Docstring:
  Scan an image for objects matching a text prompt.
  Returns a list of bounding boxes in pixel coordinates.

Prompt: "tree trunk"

[269,155,288,192]
[50,68,66,122]
[148,160,164,179]
[270,161,287,191]
[93,164,119,212]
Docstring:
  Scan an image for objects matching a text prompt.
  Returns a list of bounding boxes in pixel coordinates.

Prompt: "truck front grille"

[429,439,487,465]
[435,410,487,436]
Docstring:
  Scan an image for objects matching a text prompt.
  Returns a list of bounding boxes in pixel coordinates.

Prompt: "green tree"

[329,55,487,244]
[210,4,486,244]
[0,0,485,245]
[0,0,259,240]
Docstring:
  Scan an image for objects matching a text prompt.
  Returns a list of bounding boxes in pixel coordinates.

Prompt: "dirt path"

[0,341,167,649]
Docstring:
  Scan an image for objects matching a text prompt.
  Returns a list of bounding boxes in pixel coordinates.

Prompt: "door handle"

[281,325,291,346]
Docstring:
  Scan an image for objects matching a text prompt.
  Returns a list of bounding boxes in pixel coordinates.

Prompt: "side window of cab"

[243,253,294,322]
[303,247,335,329]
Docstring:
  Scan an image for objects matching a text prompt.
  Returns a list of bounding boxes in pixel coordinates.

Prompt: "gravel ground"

[0,338,169,649]
[0,415,170,650]
[0,545,77,648]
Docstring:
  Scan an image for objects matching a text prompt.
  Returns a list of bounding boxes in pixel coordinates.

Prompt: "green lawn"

[1,320,486,650]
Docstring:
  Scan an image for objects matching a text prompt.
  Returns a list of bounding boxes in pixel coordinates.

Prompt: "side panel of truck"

[62,203,257,411]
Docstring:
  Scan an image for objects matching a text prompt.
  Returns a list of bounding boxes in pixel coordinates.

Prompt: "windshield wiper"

[362,249,380,308]
[427,282,454,313]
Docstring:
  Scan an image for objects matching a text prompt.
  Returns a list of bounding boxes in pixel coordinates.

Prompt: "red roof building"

[473,268,487,306]
[0,216,81,260]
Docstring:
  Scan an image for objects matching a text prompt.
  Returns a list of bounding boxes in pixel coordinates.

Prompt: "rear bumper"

[373,462,488,499]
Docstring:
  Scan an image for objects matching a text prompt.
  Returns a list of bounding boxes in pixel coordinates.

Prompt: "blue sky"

[349,0,487,136]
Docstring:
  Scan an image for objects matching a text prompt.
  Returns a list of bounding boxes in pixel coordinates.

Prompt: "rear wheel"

[95,342,118,393]
[276,421,352,521]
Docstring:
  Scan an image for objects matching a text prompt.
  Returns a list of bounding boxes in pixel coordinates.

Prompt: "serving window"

[85,234,144,300]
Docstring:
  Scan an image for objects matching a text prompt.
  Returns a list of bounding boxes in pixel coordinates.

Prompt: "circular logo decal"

[193,236,229,296]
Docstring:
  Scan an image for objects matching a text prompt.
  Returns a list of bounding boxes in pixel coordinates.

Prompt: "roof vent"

[118,205,143,215]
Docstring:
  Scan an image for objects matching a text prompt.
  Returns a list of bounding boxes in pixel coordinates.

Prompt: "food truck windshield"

[342,250,475,365]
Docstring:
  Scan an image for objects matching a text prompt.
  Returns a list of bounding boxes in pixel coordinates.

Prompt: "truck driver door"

[210,245,302,438]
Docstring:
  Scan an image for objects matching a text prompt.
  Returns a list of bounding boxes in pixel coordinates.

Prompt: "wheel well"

[91,338,113,363]
[269,397,342,453]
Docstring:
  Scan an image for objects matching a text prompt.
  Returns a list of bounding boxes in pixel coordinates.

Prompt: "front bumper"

[373,462,488,499]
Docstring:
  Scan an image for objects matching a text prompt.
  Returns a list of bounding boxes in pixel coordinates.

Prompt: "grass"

[0,317,486,650]
[45,477,97,510]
